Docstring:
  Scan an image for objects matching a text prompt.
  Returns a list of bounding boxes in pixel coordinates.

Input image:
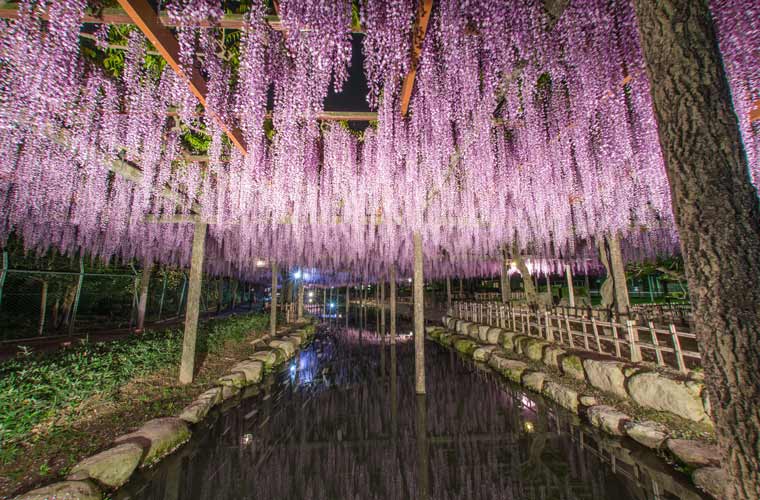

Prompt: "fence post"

[591,317,602,353]
[0,251,7,309]
[545,311,554,342]
[669,324,687,373]
[69,255,85,337]
[649,321,664,366]
[627,320,642,362]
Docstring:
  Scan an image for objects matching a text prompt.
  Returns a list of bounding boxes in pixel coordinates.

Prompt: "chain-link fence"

[0,252,254,343]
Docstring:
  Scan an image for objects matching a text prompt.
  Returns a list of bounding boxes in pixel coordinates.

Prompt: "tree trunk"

[446,276,452,311]
[413,232,425,394]
[632,1,760,497]
[501,258,512,304]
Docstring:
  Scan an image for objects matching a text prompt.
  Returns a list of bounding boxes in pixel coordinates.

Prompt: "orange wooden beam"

[115,0,248,155]
[399,0,433,117]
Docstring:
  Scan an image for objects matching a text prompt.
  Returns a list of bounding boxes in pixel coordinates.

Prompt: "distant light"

[303,272,310,280]
[408,278,413,283]
[330,302,336,309]
[255,259,267,268]
[308,291,314,298]
[524,422,534,433]
[242,433,253,445]
[294,270,302,279]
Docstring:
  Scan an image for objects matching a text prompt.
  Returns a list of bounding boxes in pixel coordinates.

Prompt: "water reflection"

[116,324,705,500]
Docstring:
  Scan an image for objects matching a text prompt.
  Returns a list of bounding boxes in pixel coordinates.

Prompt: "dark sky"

[324,34,371,113]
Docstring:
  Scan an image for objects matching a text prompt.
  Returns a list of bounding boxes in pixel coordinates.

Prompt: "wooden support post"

[565,264,575,307]
[413,232,425,394]
[38,280,47,336]
[390,265,397,344]
[607,232,630,317]
[380,280,386,335]
[69,256,85,336]
[179,222,207,385]
[0,251,7,309]
[446,276,452,312]
[270,262,278,337]
[297,281,304,321]
[157,271,167,320]
[345,285,350,326]
[136,263,151,331]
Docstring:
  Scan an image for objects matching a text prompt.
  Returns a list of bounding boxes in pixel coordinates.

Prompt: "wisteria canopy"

[0,0,757,282]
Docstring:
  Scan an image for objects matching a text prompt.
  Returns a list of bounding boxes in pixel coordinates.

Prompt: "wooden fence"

[449,301,701,373]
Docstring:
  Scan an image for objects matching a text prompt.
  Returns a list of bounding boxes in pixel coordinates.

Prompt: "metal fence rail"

[0,251,255,343]
[450,301,700,373]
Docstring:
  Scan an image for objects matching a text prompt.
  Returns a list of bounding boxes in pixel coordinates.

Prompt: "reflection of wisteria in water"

[119,326,705,500]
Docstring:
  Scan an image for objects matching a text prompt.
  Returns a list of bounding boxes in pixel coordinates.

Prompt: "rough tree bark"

[297,281,304,321]
[607,232,630,317]
[632,1,760,497]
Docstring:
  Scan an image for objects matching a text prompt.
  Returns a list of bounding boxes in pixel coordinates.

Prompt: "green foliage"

[0,313,268,462]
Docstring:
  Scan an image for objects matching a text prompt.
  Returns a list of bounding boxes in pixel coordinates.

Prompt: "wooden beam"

[0,6,362,31]
[750,100,760,123]
[115,0,248,155]
[399,0,433,117]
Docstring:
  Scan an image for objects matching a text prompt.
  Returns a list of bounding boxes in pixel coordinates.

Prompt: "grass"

[0,312,270,496]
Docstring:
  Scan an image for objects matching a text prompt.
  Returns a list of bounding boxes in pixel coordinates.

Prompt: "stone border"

[429,317,727,500]
[14,321,318,500]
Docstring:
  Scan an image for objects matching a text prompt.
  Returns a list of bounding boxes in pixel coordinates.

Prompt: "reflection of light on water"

[241,433,253,446]
[524,421,535,433]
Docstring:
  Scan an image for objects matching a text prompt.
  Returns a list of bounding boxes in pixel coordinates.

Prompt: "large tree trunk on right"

[632,0,760,497]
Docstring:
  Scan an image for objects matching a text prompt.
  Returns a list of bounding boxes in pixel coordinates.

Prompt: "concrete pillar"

[179,222,207,385]
[565,264,575,307]
[136,263,152,331]
[413,231,425,394]
[270,262,278,337]
[297,281,304,321]
[390,265,397,344]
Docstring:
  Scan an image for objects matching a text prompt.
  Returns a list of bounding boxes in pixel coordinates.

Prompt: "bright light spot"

[242,433,253,445]
[329,302,336,309]
[524,422,534,433]
[308,291,314,298]
[303,272,310,280]
[293,270,302,279]
[408,278,413,283]
[255,260,267,268]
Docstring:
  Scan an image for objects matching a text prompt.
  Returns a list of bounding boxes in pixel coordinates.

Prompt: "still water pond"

[117,321,705,500]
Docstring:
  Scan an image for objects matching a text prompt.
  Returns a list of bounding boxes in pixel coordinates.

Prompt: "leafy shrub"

[0,313,268,459]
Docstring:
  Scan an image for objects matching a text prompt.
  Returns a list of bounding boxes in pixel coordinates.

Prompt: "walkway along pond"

[114,319,706,500]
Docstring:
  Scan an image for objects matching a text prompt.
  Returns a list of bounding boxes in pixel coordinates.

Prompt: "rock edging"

[430,317,725,499]
[14,321,317,500]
